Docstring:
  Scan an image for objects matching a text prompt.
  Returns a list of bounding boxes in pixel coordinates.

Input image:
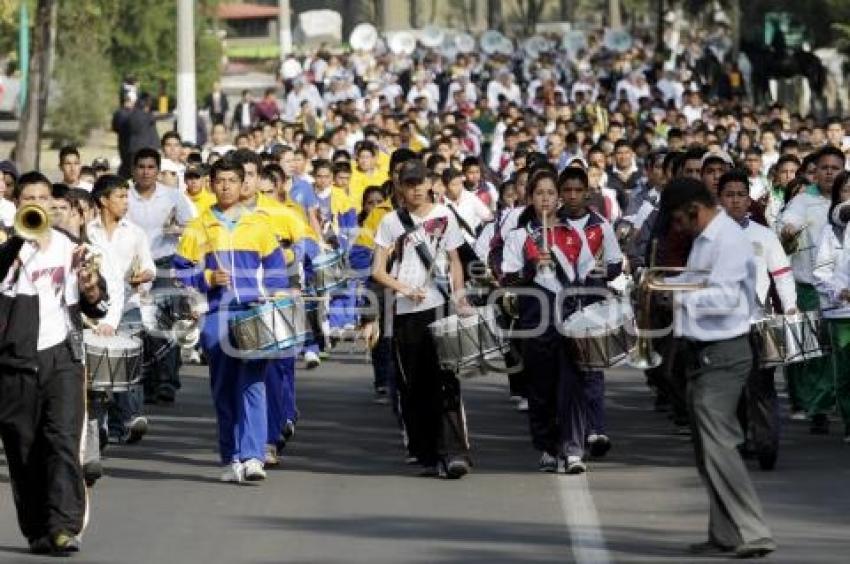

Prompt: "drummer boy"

[174,157,289,484]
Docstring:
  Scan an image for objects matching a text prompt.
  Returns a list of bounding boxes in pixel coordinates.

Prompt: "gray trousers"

[685,335,772,546]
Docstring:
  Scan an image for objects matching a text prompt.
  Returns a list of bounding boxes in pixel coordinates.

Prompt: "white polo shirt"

[127,182,195,260]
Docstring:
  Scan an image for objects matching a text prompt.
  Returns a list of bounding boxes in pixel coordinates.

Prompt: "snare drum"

[84,330,143,392]
[229,297,311,352]
[428,305,510,377]
[312,251,348,294]
[561,298,636,370]
[752,311,830,368]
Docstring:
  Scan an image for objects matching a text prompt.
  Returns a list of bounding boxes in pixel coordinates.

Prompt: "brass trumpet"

[627,266,709,370]
[14,204,50,240]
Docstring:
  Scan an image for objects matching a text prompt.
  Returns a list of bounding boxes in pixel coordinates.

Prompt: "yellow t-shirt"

[186,189,217,215]
[349,167,388,212]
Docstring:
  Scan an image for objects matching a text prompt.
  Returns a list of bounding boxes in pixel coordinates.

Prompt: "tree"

[47,0,117,146]
[15,0,56,171]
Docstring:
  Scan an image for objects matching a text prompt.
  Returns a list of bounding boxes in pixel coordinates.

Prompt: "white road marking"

[557,474,612,564]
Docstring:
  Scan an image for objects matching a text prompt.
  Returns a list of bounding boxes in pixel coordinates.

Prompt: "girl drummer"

[371,159,473,479]
[501,167,591,474]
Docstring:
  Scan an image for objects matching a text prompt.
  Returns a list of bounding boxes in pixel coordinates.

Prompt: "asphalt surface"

[1,351,849,564]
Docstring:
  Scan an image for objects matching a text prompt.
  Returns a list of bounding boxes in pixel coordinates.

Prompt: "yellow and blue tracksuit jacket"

[255,192,310,267]
[187,188,217,215]
[173,206,288,312]
[348,198,393,276]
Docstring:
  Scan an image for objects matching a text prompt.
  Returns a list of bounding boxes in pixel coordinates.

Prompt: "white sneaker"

[304,351,321,369]
[516,398,529,412]
[243,458,267,481]
[587,433,599,444]
[791,410,807,421]
[221,462,244,483]
[509,395,522,403]
[565,456,586,475]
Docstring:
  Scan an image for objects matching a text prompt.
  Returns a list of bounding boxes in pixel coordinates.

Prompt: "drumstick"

[541,212,549,255]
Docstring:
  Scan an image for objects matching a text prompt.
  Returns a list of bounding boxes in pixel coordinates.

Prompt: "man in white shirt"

[717,169,797,471]
[88,174,157,445]
[0,172,109,555]
[127,148,195,404]
[486,70,522,110]
[779,146,843,426]
[661,178,775,559]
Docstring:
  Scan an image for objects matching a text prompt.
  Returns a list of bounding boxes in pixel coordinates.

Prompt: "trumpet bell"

[14,204,50,241]
[419,25,445,48]
[350,23,378,51]
[388,31,416,55]
[625,348,662,370]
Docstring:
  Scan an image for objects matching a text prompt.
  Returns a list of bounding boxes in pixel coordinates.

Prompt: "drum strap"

[397,208,450,302]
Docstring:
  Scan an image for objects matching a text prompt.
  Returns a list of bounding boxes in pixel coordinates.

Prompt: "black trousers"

[392,307,469,466]
[738,366,780,457]
[0,341,87,541]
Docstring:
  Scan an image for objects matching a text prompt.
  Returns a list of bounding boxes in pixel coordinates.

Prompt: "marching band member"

[174,157,289,483]
[779,146,842,428]
[127,148,195,404]
[184,164,217,215]
[87,175,157,447]
[371,159,473,479]
[660,178,775,559]
[0,172,110,555]
[233,149,306,462]
[812,170,850,443]
[311,158,359,335]
[716,170,797,470]
[557,167,623,457]
[501,167,591,474]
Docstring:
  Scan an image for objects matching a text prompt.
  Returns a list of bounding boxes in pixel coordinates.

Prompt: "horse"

[740,40,827,116]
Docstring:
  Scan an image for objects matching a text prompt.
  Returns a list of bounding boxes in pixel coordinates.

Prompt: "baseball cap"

[700,150,734,169]
[184,164,208,179]
[398,160,428,185]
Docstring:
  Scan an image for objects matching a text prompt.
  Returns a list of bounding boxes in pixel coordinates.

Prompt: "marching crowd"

[0,28,848,559]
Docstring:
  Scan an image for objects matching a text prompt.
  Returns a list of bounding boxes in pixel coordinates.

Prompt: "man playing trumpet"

[0,172,110,555]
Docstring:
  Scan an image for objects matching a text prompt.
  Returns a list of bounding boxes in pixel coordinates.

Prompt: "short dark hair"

[442,168,463,187]
[389,148,417,172]
[717,169,750,196]
[332,161,351,176]
[133,147,161,168]
[461,156,481,171]
[312,159,332,174]
[15,171,52,200]
[232,148,263,171]
[355,140,377,157]
[660,177,715,214]
[161,131,181,147]
[816,145,846,165]
[58,145,80,164]
[92,174,130,207]
[211,157,245,182]
[558,166,589,189]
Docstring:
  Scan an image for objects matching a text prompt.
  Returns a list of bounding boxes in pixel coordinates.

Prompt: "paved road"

[1,354,849,564]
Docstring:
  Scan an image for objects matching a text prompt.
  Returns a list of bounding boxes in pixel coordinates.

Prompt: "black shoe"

[588,435,612,458]
[28,536,52,555]
[810,413,830,435]
[282,420,296,441]
[157,387,176,404]
[688,540,734,555]
[84,461,103,487]
[734,537,776,558]
[124,416,148,444]
[441,457,470,479]
[757,451,777,471]
[51,531,81,554]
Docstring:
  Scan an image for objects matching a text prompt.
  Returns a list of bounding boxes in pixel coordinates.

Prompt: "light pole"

[176,0,197,143]
[279,0,292,59]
